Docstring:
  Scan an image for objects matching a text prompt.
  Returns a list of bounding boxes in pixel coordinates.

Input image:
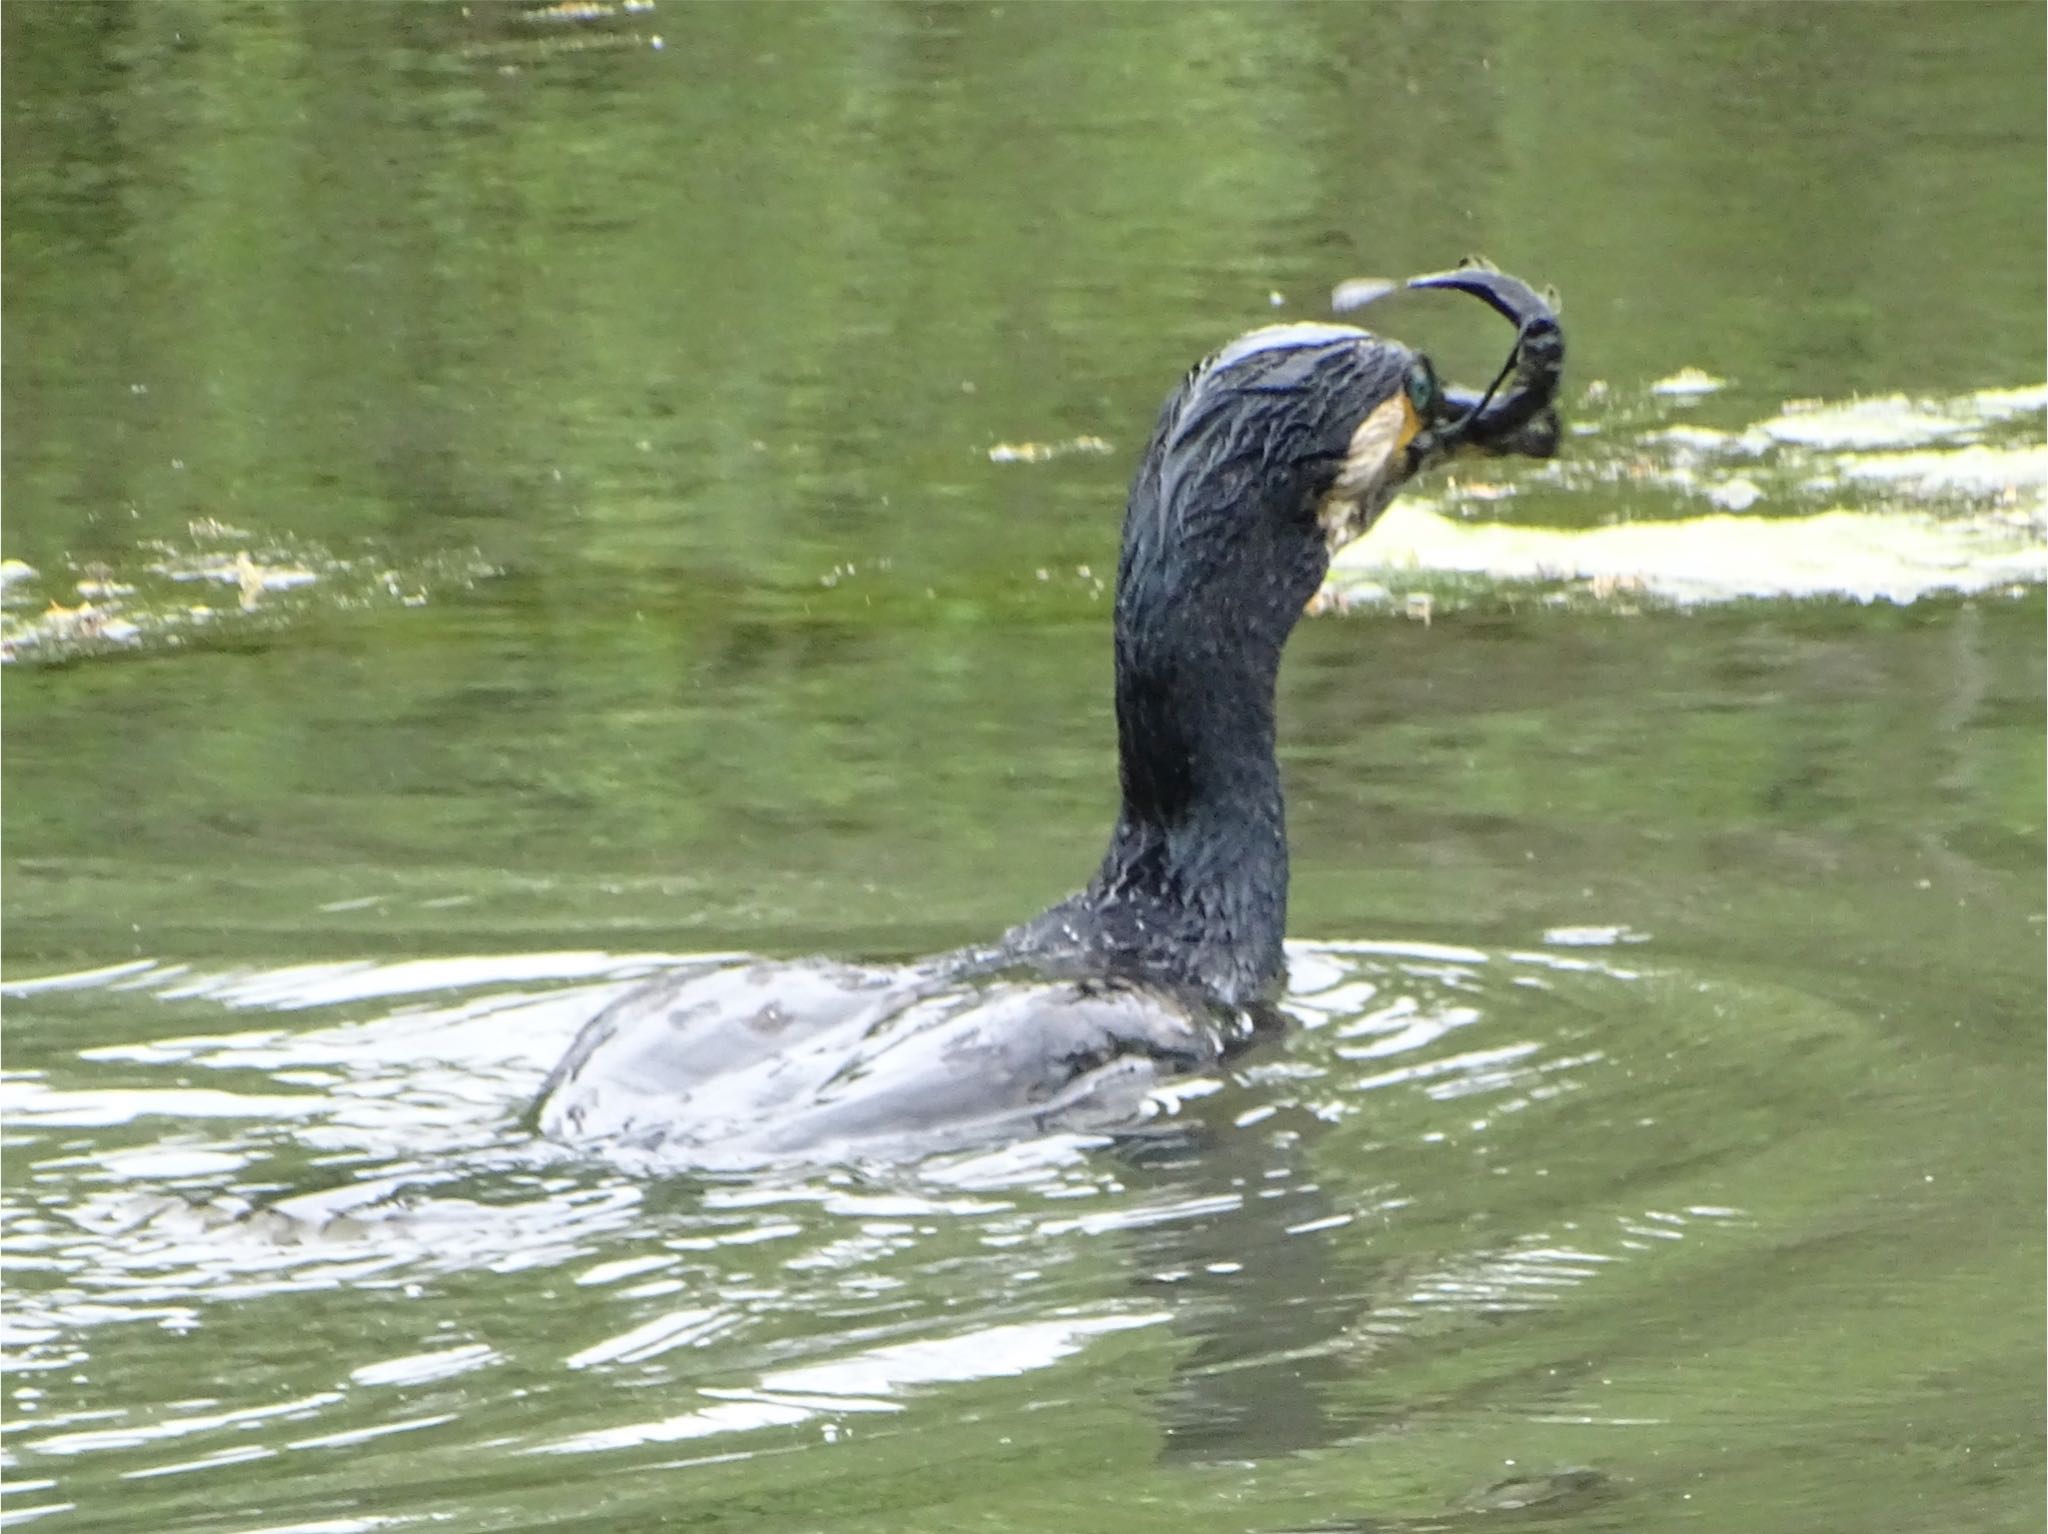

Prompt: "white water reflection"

[32,1395,346,1459]
[1389,1238,1620,1319]
[533,1311,1168,1455]
[349,1345,499,1389]
[2,936,1770,1505]
[564,1307,737,1370]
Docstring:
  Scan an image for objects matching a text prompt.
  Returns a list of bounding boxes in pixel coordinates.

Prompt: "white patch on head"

[1204,322,1370,376]
[1317,393,1416,555]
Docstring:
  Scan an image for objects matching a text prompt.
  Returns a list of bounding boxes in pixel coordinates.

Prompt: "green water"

[4,3,2043,1530]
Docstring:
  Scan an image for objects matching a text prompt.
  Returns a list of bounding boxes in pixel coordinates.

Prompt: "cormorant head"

[1119,269,1565,650]
[1118,325,1420,647]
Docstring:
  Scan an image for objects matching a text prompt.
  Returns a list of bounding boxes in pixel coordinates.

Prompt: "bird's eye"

[1404,357,1440,417]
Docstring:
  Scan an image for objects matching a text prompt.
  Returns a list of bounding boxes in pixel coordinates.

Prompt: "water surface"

[4,4,2043,1530]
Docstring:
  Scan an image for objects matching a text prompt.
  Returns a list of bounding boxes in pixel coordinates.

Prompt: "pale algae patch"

[1348,503,2043,608]
[1328,383,2046,610]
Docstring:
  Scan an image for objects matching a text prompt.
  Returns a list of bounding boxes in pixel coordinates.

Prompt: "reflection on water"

[539,1312,1175,1456]
[4,1,2043,1529]
[0,933,1973,1525]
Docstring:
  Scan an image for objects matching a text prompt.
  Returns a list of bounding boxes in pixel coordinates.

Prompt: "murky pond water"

[4,4,2043,1530]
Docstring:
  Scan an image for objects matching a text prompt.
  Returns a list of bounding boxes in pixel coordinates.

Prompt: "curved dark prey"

[536,265,1566,1168]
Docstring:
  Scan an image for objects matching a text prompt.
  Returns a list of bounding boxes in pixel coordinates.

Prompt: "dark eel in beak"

[1336,261,1567,470]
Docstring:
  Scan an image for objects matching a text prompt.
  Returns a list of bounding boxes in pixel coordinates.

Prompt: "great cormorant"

[536,266,1566,1167]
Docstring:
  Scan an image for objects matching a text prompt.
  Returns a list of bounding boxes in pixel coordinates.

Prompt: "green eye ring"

[1404,357,1441,418]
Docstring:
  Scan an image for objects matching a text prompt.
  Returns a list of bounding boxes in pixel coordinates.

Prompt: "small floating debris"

[1444,476,1517,503]
[2,536,494,664]
[1584,573,1645,601]
[1643,425,1740,453]
[1649,367,1726,397]
[26,599,141,649]
[987,435,1113,465]
[1542,925,1650,948]
[1330,276,1399,313]
[525,0,654,21]
[1458,1466,1611,1514]
[1705,477,1763,511]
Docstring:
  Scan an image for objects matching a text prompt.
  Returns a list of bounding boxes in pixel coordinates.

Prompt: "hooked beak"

[1412,266,1565,461]
[1437,393,1562,460]
[1338,261,1567,469]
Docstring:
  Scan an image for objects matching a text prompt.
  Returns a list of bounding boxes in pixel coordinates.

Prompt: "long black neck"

[990,343,1363,1005]
[1072,460,1329,1002]
[1090,602,1292,999]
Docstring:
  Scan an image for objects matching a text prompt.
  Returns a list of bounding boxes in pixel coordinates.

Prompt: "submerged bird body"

[537,269,1566,1165]
[535,958,1268,1166]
